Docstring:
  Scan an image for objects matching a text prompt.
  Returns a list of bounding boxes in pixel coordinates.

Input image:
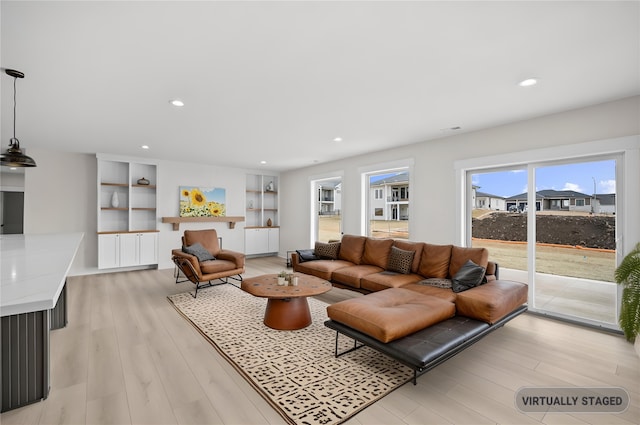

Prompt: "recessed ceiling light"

[518,78,538,87]
[333,137,343,142]
[141,145,150,150]
[260,160,267,164]
[10,167,17,170]
[170,99,184,107]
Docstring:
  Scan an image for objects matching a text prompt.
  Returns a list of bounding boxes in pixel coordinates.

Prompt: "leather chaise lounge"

[292,234,528,384]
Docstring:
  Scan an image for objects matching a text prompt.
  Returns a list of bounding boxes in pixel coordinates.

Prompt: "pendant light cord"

[12,76,17,141]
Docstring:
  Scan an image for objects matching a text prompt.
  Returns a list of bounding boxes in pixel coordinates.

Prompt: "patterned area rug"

[167,284,412,425]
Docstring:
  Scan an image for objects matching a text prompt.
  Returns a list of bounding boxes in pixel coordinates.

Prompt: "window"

[364,167,410,239]
[311,176,342,243]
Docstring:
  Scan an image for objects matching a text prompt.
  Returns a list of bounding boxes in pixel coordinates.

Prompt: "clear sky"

[472,159,616,198]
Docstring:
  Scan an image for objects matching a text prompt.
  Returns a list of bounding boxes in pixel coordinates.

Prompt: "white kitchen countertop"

[1,232,84,317]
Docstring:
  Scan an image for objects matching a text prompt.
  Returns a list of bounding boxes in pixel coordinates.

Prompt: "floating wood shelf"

[162,216,245,231]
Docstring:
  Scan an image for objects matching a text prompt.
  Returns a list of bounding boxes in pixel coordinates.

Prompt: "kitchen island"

[1,232,83,412]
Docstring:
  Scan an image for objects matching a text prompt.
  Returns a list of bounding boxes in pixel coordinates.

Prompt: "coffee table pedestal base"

[264,297,311,330]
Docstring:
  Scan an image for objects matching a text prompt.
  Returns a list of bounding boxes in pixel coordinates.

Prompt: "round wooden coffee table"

[241,273,332,330]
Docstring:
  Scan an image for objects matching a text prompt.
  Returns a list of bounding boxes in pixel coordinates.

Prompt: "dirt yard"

[472,211,615,250]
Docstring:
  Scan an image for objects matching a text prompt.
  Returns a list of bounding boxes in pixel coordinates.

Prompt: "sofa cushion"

[315,241,340,260]
[392,240,424,274]
[452,260,486,293]
[332,265,384,289]
[418,243,453,279]
[387,246,415,274]
[449,246,489,277]
[338,235,367,264]
[402,283,457,303]
[326,288,456,343]
[455,280,528,324]
[361,238,394,268]
[199,259,239,274]
[295,259,354,281]
[360,271,423,292]
[183,243,216,262]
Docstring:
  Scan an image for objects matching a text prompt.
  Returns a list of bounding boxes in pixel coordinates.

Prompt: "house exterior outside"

[474,189,506,211]
[318,182,341,215]
[505,190,616,213]
[594,193,616,214]
[369,172,409,220]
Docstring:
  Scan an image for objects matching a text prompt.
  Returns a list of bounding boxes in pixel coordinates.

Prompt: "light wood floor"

[2,256,638,425]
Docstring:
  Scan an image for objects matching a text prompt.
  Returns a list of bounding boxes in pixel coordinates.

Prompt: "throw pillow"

[387,246,415,274]
[314,241,340,260]
[451,259,486,293]
[183,242,216,262]
[417,278,453,289]
[296,249,320,263]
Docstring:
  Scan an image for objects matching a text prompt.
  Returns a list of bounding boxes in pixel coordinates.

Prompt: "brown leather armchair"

[171,229,245,297]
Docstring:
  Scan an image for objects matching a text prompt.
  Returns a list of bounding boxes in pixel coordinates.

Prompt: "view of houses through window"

[368,169,410,240]
[470,158,618,327]
[314,169,410,243]
[315,177,342,242]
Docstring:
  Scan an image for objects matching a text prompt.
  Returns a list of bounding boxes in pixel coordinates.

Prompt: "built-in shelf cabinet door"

[98,234,120,269]
[245,228,270,255]
[138,233,158,265]
[119,233,139,267]
[267,227,279,253]
[98,232,158,269]
[244,227,279,256]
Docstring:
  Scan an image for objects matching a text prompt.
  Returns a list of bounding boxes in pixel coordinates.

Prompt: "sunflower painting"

[179,186,226,217]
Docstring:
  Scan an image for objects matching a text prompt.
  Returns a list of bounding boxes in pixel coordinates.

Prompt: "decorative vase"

[277,277,286,286]
[137,177,150,185]
[267,218,273,227]
[111,191,119,208]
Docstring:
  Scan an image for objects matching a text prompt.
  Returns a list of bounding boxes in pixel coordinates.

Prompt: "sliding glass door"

[532,159,618,325]
[469,156,620,328]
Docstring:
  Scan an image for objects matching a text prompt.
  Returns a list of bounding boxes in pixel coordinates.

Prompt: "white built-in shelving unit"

[245,174,279,256]
[97,155,158,269]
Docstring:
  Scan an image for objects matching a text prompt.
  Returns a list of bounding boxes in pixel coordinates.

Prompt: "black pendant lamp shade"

[1,69,36,167]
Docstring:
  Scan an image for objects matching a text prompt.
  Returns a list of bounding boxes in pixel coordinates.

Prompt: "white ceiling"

[2,1,639,172]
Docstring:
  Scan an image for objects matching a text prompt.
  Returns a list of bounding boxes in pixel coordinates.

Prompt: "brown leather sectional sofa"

[291,234,528,384]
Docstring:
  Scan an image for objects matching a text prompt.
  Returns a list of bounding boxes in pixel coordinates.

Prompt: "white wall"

[279,96,640,255]
[23,150,97,275]
[0,170,25,190]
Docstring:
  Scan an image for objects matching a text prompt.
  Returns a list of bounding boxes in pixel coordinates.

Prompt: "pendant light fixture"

[1,69,36,167]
